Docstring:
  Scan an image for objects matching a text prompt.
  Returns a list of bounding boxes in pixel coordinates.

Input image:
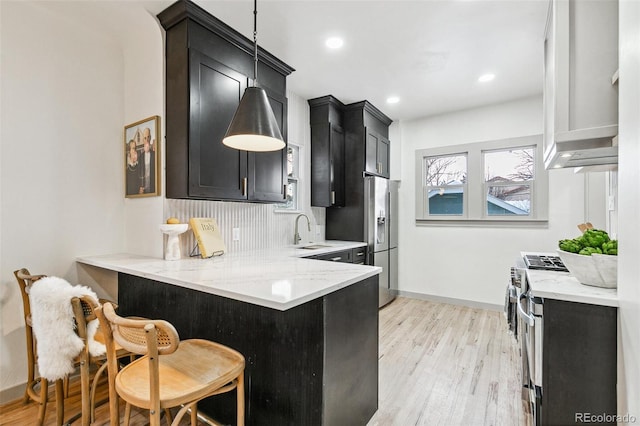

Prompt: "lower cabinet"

[542,299,617,425]
[304,247,367,264]
[306,249,352,263]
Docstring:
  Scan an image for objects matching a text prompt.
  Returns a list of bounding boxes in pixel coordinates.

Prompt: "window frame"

[415,134,548,225]
[275,142,302,213]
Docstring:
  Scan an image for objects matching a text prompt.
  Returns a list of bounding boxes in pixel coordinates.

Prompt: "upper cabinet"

[365,129,390,178]
[344,101,392,180]
[158,0,294,202]
[308,96,392,208]
[309,96,346,207]
[543,0,619,169]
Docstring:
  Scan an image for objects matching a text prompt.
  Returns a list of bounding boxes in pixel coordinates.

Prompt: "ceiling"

[40,0,549,122]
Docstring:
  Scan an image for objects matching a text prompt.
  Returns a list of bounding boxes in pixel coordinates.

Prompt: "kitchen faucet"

[294,214,311,245]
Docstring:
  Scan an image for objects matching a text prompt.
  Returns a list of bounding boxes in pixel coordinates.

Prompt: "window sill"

[415,218,549,228]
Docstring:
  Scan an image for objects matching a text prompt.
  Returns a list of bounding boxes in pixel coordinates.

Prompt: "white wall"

[617,0,640,418]
[122,8,165,258]
[396,96,605,307]
[0,1,126,396]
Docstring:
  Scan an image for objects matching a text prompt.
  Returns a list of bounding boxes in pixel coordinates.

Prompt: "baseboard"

[0,382,26,405]
[395,290,503,312]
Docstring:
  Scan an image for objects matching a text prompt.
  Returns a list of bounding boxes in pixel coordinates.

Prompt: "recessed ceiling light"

[478,73,495,83]
[325,37,344,49]
[387,96,400,104]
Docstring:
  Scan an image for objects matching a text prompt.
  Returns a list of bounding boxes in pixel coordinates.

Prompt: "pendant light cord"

[253,0,258,87]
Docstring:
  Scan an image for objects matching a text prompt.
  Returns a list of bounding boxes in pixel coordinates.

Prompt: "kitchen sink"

[299,244,331,250]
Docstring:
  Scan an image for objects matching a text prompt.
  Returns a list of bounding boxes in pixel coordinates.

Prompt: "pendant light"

[222,0,285,152]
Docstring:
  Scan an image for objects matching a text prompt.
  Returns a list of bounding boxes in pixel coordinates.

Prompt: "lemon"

[166,217,180,224]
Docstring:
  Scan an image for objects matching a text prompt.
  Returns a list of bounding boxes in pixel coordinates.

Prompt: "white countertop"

[77,241,380,311]
[526,269,618,307]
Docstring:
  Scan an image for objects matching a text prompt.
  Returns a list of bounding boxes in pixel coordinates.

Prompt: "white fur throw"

[29,277,106,381]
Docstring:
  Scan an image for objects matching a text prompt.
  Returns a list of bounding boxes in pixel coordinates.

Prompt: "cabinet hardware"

[331,191,335,205]
[242,177,247,197]
[284,184,287,197]
[330,257,342,261]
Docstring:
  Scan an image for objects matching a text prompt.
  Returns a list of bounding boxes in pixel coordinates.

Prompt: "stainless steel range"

[508,252,568,426]
[522,253,568,272]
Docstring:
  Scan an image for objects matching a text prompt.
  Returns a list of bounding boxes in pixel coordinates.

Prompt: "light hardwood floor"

[0,297,528,425]
[369,297,529,426]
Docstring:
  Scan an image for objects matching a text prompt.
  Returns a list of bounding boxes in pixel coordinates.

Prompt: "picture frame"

[124,115,161,198]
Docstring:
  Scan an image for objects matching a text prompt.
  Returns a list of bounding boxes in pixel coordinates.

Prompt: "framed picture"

[124,115,160,198]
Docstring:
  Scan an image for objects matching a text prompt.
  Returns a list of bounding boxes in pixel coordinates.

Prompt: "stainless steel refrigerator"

[364,177,398,307]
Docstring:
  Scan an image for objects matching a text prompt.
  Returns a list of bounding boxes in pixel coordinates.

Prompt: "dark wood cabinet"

[324,100,392,242]
[352,247,367,264]
[344,101,392,179]
[305,249,352,263]
[302,246,367,264]
[541,299,617,425]
[365,128,390,178]
[159,0,294,202]
[308,96,345,207]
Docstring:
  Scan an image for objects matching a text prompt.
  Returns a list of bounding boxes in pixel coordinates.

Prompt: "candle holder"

[159,224,189,260]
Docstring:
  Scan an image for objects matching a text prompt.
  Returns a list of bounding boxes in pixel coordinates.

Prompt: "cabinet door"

[248,87,288,202]
[189,49,248,200]
[378,136,390,178]
[365,129,379,175]
[365,129,390,178]
[330,124,345,206]
[311,123,344,207]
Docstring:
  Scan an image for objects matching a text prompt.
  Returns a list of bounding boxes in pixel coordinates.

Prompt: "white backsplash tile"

[165,199,325,255]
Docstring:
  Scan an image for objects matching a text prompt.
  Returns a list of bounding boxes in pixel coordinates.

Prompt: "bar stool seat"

[97,302,246,426]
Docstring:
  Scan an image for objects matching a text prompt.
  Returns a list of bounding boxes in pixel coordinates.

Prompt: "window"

[484,147,533,216]
[275,143,300,212]
[416,135,548,224]
[426,154,467,216]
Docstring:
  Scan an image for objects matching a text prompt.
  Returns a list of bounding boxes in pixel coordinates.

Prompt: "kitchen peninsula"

[77,242,380,425]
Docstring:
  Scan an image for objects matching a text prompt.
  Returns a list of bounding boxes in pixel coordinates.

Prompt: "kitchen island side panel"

[117,272,379,426]
[323,274,379,425]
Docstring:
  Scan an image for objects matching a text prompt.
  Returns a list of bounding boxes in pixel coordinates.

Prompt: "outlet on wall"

[232,227,240,241]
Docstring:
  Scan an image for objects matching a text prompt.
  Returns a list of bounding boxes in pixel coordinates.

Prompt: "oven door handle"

[517,293,535,326]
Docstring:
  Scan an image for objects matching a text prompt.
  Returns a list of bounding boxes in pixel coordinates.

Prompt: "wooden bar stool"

[14,269,134,426]
[96,302,246,426]
[14,268,64,426]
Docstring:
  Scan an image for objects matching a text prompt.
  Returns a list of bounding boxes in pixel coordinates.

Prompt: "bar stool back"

[96,302,246,426]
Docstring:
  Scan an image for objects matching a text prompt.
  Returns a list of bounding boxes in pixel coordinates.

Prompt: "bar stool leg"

[36,378,48,426]
[237,371,245,426]
[55,379,64,425]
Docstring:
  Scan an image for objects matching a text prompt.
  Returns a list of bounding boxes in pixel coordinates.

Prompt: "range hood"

[544,125,618,169]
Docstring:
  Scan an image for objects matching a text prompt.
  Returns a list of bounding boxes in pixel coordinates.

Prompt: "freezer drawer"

[374,250,394,307]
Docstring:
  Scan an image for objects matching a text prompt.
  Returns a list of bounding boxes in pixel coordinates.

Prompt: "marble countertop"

[526,269,618,307]
[77,241,379,311]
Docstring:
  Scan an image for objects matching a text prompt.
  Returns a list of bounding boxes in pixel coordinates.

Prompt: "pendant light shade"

[222,0,285,152]
[223,86,285,151]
